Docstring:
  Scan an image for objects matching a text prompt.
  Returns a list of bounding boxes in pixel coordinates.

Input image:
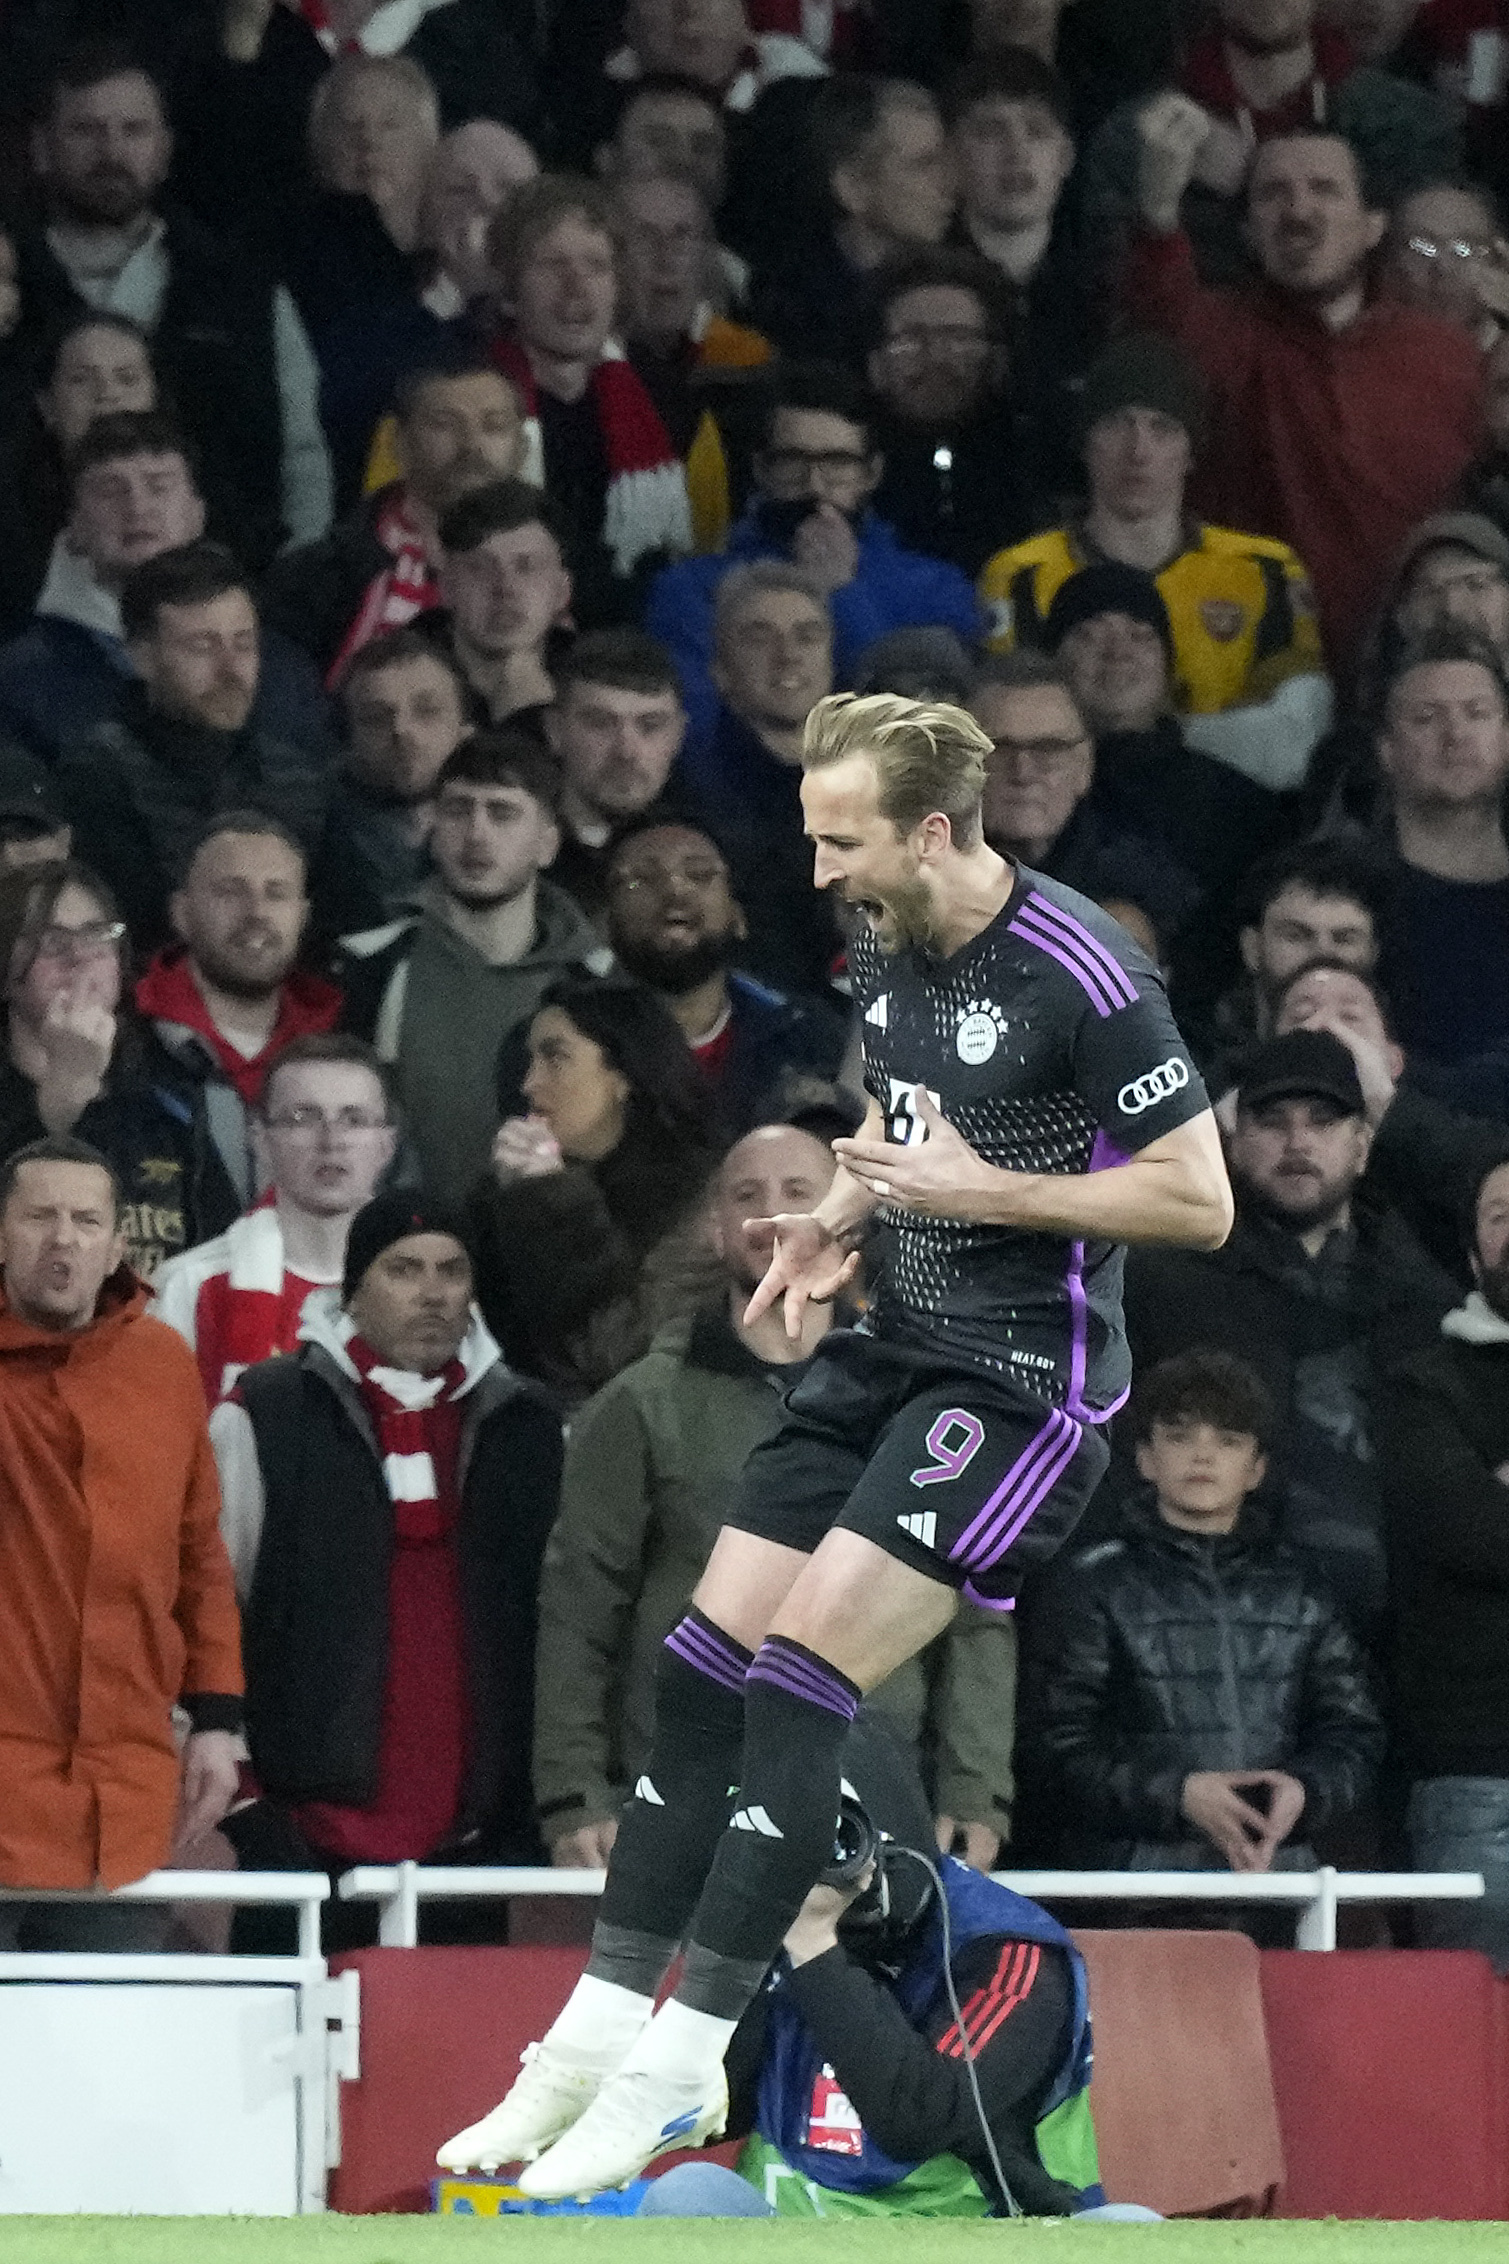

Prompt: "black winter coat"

[1386,1323,1509,1779]
[1023,1494,1383,1867]
[239,1342,562,1855]
[1121,1200,1457,1633]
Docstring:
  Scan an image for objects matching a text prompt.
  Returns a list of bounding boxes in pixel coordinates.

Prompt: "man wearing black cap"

[1123,1028,1456,1638]
[980,334,1330,793]
[209,1193,564,1922]
[1038,560,1286,899]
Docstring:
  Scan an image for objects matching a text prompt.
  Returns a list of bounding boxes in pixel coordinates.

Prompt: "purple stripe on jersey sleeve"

[1008,912,1118,1017]
[1024,895,1140,1007]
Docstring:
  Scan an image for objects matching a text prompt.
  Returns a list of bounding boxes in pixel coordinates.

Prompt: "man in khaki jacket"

[534,1124,1017,1871]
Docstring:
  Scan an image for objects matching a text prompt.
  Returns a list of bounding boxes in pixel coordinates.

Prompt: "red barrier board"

[330,1946,590,2214]
[1261,1950,1509,2220]
[330,1941,1509,2219]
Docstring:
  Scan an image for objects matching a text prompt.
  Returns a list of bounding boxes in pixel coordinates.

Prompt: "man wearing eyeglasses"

[646,363,980,750]
[864,248,1036,577]
[151,1035,399,1403]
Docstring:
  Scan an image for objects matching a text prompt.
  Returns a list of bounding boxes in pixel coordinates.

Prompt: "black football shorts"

[727,1329,1109,1607]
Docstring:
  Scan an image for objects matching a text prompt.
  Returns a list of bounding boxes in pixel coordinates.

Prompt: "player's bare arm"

[836,1092,1232,1251]
[743,1097,884,1336]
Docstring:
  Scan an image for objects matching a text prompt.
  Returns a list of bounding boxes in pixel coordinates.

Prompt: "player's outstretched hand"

[834,1089,1000,1218]
[744,1212,860,1339]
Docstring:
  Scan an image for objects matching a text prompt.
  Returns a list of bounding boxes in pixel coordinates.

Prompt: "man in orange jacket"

[0,1135,243,1948]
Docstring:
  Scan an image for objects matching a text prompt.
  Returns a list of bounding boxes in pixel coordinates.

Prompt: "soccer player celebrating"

[440,691,1231,2197]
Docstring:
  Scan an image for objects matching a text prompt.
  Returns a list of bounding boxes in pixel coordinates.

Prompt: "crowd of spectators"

[0,0,1508,1964]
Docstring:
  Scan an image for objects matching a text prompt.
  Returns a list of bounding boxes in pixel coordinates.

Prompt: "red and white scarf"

[327,487,443,689]
[292,0,456,59]
[345,1330,466,1543]
[489,337,692,579]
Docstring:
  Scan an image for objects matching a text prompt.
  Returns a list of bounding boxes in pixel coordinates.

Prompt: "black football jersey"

[852,863,1208,1411]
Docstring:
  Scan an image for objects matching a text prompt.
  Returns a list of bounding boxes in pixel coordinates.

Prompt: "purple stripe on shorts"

[969,1422,1081,1570]
[1026,896,1139,1007]
[665,1615,749,1694]
[950,1406,1076,1566]
[1008,912,1117,1018]
[962,1583,1017,1613]
[747,1640,859,1721]
[957,1416,1081,1575]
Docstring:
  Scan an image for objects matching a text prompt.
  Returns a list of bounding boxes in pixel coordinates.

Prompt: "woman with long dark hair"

[470,974,725,1403]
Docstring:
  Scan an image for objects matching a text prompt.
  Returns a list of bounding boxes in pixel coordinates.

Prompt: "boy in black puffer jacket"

[1022,1350,1382,1901]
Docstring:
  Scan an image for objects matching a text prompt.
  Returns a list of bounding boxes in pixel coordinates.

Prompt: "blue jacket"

[0,616,333,767]
[645,509,982,748]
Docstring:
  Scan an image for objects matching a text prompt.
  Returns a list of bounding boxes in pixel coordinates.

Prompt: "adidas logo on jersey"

[863,994,889,1029]
[897,1510,937,1548]
[731,1804,784,1838]
[634,1775,665,1806]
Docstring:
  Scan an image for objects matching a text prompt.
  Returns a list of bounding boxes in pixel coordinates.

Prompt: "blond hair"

[801,691,991,846]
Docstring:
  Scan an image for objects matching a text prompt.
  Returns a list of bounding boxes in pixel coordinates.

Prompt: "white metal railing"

[337,1861,1486,1954]
[0,1869,330,1962]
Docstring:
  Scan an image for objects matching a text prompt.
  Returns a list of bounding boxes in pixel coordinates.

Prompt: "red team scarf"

[326,488,443,688]
[487,338,691,579]
[344,1331,466,1544]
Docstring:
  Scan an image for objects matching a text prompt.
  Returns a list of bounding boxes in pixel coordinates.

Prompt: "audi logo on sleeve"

[1117,1057,1191,1116]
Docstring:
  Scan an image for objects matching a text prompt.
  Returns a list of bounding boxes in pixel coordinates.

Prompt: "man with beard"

[338,732,611,1209]
[864,248,1036,578]
[647,363,980,750]
[439,688,1229,2199]
[19,43,331,569]
[57,542,329,951]
[1388,1154,1509,1969]
[1121,106,1483,676]
[604,817,845,1135]
[262,346,528,686]
[1084,0,1455,288]
[151,1034,398,1404]
[136,815,343,1232]
[312,629,473,943]
[1124,1029,1455,1642]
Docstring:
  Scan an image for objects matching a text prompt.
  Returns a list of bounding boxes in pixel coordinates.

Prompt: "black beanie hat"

[342,1192,472,1301]
[1042,561,1175,659]
[1078,332,1207,454]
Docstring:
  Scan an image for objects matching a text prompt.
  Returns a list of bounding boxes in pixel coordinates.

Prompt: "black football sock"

[585,1607,752,1996]
[671,1634,860,2021]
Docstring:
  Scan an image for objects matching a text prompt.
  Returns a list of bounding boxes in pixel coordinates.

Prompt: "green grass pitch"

[3,2222,1509,2262]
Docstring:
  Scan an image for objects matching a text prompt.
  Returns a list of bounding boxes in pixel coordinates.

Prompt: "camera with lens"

[819,1784,880,1887]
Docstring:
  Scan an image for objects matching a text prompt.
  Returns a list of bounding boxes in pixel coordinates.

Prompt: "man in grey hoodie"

[337,731,611,1208]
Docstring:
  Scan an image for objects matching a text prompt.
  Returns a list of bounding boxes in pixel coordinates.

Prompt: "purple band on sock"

[665,1612,751,1695]
[747,1637,859,1722]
